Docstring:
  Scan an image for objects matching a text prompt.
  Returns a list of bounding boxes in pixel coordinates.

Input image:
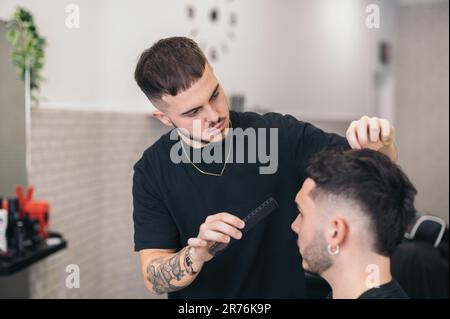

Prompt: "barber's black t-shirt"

[132,111,349,298]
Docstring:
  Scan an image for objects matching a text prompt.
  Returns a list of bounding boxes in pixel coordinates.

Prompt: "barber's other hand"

[187,212,245,263]
[346,116,394,151]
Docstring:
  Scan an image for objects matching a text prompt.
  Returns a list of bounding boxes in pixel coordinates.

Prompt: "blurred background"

[0,0,448,298]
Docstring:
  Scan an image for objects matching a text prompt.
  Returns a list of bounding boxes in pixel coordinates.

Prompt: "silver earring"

[327,244,340,256]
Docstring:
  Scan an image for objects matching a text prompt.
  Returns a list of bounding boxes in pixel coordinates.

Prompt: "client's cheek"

[298,234,308,251]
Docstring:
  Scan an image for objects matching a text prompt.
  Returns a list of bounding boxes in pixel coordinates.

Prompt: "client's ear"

[326,218,348,247]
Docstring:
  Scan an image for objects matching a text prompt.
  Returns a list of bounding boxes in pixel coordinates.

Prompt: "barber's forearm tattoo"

[183,246,198,275]
[146,247,200,294]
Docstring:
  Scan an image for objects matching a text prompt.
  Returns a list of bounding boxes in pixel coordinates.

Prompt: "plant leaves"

[5,6,46,100]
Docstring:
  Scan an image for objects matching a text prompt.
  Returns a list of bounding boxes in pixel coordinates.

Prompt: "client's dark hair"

[306,148,417,256]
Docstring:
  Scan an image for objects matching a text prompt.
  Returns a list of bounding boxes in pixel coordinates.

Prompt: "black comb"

[208,197,279,256]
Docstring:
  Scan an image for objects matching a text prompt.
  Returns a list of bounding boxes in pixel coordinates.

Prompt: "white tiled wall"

[28,108,168,298]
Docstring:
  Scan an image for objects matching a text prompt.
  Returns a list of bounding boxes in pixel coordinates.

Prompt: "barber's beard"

[174,117,227,146]
[302,230,333,275]
[176,127,211,144]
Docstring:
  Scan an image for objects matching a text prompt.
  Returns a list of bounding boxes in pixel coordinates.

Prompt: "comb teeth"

[246,197,277,218]
[208,197,279,256]
[242,197,278,233]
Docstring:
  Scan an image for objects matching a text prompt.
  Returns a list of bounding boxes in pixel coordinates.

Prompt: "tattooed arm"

[139,246,205,295]
[139,212,245,295]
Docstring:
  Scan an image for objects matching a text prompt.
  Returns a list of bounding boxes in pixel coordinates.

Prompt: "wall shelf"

[0,232,67,276]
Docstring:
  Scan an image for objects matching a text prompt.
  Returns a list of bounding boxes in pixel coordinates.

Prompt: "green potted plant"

[5,7,46,103]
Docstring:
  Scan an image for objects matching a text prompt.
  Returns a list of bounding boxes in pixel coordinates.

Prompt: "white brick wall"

[28,108,168,298]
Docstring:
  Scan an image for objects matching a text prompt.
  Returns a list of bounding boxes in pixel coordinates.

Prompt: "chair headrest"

[405,215,447,248]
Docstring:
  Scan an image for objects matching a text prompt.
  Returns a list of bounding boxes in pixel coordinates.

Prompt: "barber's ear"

[152,110,174,127]
[326,218,348,246]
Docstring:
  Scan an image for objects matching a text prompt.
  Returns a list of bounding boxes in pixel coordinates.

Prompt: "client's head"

[291,149,417,276]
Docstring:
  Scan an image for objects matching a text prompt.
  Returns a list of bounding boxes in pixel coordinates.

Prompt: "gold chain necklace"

[179,120,233,177]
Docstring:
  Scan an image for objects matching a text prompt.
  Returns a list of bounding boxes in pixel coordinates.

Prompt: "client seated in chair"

[291,149,417,299]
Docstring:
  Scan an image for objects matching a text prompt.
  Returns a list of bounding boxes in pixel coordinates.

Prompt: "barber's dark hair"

[306,148,417,256]
[134,37,208,101]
